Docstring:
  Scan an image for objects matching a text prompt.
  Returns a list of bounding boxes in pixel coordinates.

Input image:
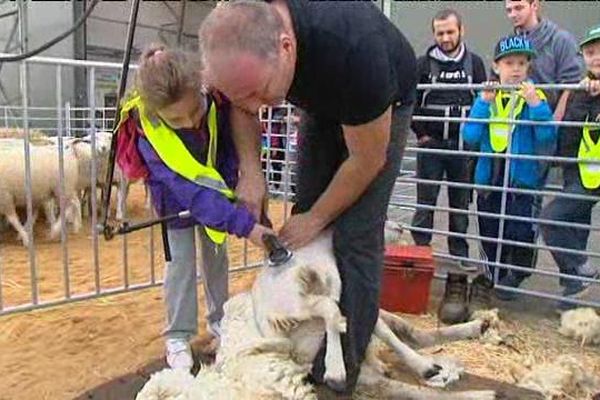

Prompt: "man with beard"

[411,9,487,324]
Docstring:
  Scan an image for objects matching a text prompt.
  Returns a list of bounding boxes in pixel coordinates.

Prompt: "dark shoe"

[495,274,525,301]
[469,274,494,316]
[558,271,599,310]
[438,273,470,325]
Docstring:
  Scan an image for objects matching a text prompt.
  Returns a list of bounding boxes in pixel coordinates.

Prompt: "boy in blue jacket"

[463,35,556,305]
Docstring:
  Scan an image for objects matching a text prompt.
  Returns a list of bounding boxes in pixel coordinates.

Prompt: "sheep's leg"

[116,180,128,220]
[144,183,152,210]
[379,309,487,349]
[308,295,347,389]
[358,364,495,400]
[6,211,29,247]
[374,317,454,384]
[42,198,57,228]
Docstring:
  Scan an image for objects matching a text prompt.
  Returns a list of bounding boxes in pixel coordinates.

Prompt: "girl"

[116,44,273,370]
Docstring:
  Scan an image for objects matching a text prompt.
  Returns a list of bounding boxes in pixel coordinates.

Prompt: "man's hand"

[247,223,276,249]
[520,82,541,107]
[236,171,266,220]
[582,77,600,97]
[279,211,327,250]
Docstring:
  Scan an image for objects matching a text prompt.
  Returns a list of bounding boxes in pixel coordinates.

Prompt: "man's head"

[505,0,540,32]
[580,25,600,78]
[135,44,204,129]
[198,1,297,114]
[431,9,464,56]
[493,35,536,84]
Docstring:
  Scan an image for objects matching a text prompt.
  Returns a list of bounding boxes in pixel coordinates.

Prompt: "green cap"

[580,24,600,48]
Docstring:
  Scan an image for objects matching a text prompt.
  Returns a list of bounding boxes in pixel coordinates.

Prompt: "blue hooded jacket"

[463,93,557,189]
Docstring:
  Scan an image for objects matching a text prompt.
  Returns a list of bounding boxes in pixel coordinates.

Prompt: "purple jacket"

[136,95,256,237]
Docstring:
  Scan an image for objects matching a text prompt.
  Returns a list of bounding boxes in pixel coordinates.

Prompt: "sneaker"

[558,272,600,310]
[438,273,470,325]
[469,274,494,316]
[495,274,525,301]
[166,338,193,371]
[458,259,479,272]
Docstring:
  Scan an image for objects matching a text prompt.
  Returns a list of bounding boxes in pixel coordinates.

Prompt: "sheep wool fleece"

[164,226,229,340]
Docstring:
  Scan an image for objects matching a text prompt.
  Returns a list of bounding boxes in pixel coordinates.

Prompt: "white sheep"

[559,307,600,346]
[0,142,82,246]
[138,231,497,400]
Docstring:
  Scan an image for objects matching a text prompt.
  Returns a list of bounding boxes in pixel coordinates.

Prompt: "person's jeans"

[411,140,471,257]
[293,103,412,393]
[477,191,539,282]
[540,177,600,286]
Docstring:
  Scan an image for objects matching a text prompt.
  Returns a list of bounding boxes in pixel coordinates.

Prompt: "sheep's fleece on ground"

[137,231,498,400]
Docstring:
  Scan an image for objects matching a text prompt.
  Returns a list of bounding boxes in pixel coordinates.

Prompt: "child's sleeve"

[462,96,491,146]
[137,136,256,238]
[529,100,557,146]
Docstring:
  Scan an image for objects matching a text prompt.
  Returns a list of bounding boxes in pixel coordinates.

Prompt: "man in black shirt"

[411,9,486,272]
[199,0,417,393]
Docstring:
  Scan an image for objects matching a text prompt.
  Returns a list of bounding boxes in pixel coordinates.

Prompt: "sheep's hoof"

[423,364,442,380]
[324,376,347,393]
[480,319,491,335]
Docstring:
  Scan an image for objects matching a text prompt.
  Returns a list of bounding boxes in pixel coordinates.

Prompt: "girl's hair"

[133,43,203,112]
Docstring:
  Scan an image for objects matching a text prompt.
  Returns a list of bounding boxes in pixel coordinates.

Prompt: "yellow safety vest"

[118,95,235,244]
[578,120,600,190]
[489,89,546,153]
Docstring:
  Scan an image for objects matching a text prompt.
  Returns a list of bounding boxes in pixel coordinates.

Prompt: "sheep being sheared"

[138,230,496,400]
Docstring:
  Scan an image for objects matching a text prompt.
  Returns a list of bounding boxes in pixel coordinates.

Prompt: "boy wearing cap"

[540,25,600,309]
[463,35,557,307]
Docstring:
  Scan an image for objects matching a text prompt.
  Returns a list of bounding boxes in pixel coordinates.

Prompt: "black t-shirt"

[284,0,417,126]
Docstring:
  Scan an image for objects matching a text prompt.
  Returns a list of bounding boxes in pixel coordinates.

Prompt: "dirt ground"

[1,184,599,400]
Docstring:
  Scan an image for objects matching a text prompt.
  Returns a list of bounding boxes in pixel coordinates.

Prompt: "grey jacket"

[518,19,584,84]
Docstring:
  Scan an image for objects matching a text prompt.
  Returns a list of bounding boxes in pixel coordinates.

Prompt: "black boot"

[438,273,469,325]
[469,274,494,317]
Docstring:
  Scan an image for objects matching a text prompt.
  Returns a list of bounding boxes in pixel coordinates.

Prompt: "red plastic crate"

[380,245,435,314]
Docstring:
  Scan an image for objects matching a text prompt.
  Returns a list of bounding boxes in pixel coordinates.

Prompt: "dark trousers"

[293,104,411,392]
[477,190,539,282]
[540,174,599,286]
[410,141,471,257]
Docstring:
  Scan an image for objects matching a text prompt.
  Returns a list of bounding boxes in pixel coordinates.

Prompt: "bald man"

[199,0,417,394]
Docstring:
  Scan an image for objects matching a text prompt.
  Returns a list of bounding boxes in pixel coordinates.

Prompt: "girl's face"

[157,90,204,130]
[582,41,600,79]
[493,54,530,84]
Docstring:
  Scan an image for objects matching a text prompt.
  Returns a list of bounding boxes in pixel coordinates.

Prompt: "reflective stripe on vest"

[119,95,234,244]
[578,121,600,190]
[488,89,546,153]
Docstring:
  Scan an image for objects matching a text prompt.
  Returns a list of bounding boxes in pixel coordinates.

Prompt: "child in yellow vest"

[540,25,600,309]
[116,44,273,370]
[460,35,556,309]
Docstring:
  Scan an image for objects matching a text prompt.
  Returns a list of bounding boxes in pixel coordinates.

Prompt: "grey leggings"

[163,226,229,340]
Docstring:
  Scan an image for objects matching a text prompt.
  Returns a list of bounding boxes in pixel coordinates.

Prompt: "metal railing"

[0,54,299,316]
[393,81,600,309]
[0,54,597,315]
